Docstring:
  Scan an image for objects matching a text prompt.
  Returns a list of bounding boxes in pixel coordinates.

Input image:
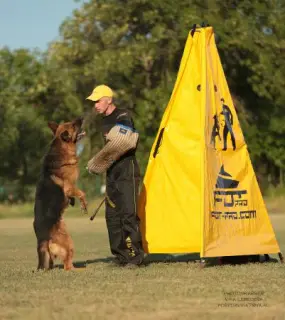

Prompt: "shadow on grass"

[53,253,280,269]
[53,257,114,269]
[53,254,201,269]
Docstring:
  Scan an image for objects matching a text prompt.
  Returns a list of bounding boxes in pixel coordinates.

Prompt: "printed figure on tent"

[210,113,221,149]
[220,98,236,151]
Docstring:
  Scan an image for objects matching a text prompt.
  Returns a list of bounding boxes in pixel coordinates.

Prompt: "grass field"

[0,202,285,319]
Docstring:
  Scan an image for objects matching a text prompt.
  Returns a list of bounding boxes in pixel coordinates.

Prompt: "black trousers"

[105,157,144,265]
[223,126,236,150]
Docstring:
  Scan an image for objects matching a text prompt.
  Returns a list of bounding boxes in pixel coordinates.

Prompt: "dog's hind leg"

[37,241,51,270]
[49,257,54,269]
[61,230,75,271]
[49,241,74,271]
[69,197,75,206]
[63,246,74,271]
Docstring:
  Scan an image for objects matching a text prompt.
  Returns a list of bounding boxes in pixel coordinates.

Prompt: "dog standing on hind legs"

[33,117,87,271]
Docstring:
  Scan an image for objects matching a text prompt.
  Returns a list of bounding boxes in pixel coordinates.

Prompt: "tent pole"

[199,258,206,269]
[264,254,270,262]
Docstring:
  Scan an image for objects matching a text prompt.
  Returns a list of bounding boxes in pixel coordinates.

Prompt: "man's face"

[94,97,111,114]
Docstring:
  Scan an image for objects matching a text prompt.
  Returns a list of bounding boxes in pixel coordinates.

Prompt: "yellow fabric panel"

[202,27,280,257]
[138,31,204,253]
[138,26,281,257]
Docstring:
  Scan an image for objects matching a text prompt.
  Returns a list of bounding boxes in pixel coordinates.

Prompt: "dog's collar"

[46,159,78,170]
[60,160,78,167]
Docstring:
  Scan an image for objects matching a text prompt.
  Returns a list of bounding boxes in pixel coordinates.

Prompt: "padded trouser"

[105,159,144,265]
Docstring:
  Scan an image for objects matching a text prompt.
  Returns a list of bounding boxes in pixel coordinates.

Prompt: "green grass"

[265,195,285,214]
[0,214,285,319]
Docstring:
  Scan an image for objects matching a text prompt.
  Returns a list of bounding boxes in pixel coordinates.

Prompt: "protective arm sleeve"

[87,124,139,174]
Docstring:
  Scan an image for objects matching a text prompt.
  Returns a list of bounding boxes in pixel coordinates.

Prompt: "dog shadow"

[53,254,279,269]
[54,254,205,269]
[53,257,114,269]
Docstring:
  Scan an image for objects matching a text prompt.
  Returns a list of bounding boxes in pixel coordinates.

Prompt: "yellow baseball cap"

[86,84,114,101]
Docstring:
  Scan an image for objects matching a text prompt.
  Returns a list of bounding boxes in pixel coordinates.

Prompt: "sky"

[0,0,82,51]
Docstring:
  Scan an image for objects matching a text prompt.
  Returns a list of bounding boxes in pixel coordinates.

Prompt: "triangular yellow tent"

[138,25,282,260]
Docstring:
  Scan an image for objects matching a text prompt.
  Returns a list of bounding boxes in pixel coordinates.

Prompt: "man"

[220,98,236,151]
[86,84,145,267]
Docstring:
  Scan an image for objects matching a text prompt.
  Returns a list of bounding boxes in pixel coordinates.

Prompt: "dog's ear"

[48,121,58,135]
[60,130,72,142]
[73,117,83,128]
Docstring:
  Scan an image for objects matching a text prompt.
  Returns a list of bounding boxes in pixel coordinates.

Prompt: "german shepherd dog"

[33,117,87,271]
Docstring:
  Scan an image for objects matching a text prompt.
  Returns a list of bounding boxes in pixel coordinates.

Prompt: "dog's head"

[48,117,84,144]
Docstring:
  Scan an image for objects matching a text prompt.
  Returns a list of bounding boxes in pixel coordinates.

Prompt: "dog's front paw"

[80,202,88,214]
[69,197,75,207]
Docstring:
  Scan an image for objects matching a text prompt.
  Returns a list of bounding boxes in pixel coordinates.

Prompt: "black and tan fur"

[33,117,87,271]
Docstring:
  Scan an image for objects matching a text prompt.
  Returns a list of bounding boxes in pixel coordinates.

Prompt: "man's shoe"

[109,258,127,267]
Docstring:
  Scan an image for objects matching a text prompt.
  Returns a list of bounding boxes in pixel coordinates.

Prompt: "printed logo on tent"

[211,165,256,220]
[210,98,236,151]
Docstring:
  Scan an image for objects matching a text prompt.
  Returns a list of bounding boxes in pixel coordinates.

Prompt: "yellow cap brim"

[86,93,100,101]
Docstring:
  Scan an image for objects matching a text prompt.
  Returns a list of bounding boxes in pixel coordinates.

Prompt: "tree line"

[0,0,284,202]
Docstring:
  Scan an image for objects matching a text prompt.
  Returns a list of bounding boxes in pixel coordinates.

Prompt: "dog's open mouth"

[76,130,86,142]
[72,117,85,143]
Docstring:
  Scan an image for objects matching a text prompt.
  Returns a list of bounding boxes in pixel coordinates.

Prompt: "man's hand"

[86,166,97,175]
